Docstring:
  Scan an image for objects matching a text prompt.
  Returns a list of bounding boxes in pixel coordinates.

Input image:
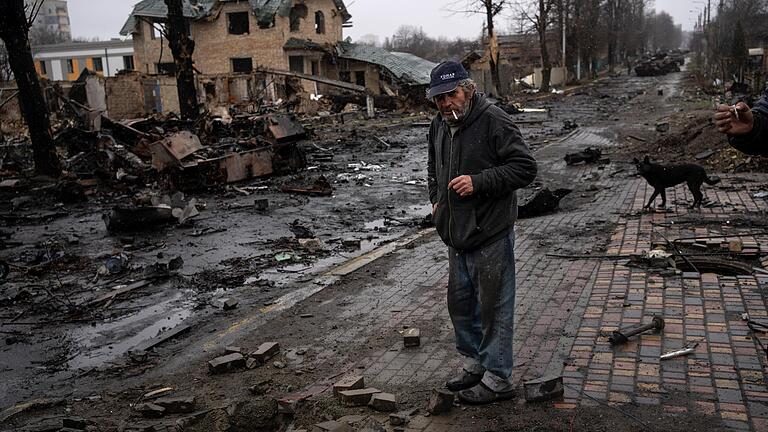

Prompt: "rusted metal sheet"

[205,147,274,183]
[149,131,203,171]
[266,114,306,144]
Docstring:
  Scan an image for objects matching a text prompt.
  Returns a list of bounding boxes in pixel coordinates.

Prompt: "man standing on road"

[426,61,537,404]
[714,89,768,156]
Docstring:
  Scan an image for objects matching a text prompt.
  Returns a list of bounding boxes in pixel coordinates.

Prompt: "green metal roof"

[336,42,436,86]
[121,0,351,35]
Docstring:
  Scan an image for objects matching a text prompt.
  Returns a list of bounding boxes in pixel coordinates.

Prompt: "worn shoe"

[445,371,483,391]
[457,382,515,405]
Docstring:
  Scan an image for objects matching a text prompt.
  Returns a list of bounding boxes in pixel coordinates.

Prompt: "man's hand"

[448,175,474,197]
[714,102,754,136]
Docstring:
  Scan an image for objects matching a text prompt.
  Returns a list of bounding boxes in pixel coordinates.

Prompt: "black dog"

[633,156,720,208]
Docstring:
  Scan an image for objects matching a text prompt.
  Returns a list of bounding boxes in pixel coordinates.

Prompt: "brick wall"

[105,72,146,119]
[134,19,176,75]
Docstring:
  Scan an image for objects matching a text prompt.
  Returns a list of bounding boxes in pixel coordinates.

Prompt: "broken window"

[315,11,325,34]
[289,56,304,73]
[355,71,365,87]
[231,58,253,73]
[289,4,308,32]
[39,61,47,75]
[156,62,176,75]
[123,55,134,70]
[339,71,351,82]
[92,57,103,72]
[311,61,319,76]
[66,59,74,74]
[227,12,249,35]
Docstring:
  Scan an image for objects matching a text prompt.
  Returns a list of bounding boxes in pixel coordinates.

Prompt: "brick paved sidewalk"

[266,172,768,431]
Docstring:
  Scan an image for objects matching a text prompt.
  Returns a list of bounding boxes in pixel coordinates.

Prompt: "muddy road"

[0,65,728,430]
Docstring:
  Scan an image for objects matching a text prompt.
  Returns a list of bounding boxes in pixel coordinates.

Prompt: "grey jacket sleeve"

[729,91,768,156]
[427,121,438,205]
[471,118,537,197]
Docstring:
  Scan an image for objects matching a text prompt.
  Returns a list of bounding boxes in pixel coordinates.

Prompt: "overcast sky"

[67,0,702,42]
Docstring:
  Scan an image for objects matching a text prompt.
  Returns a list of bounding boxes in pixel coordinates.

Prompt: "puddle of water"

[68,290,194,369]
[245,204,433,288]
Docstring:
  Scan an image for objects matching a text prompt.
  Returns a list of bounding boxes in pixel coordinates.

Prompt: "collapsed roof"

[120,0,351,35]
[336,42,436,86]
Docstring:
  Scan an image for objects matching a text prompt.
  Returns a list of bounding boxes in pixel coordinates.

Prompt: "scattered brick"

[153,396,196,414]
[250,342,280,364]
[427,389,454,415]
[338,388,381,407]
[333,375,365,397]
[208,353,245,374]
[403,328,420,347]
[369,392,397,412]
[135,402,165,418]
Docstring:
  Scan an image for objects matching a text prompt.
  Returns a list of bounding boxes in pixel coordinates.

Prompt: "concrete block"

[333,375,365,397]
[312,420,350,432]
[246,357,261,369]
[225,346,243,354]
[251,342,280,364]
[389,412,409,426]
[427,389,454,415]
[338,387,381,406]
[223,298,239,310]
[369,392,397,412]
[403,328,420,347]
[208,353,245,373]
[135,402,166,418]
[154,396,196,413]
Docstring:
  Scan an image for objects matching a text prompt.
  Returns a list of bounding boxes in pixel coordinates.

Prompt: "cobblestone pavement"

[257,164,768,431]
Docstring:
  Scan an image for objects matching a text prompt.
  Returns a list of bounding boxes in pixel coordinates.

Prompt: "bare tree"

[164,0,198,120]
[513,0,554,91]
[0,0,61,176]
[447,1,506,96]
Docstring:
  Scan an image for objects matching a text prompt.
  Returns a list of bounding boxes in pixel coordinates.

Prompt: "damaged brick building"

[118,0,435,109]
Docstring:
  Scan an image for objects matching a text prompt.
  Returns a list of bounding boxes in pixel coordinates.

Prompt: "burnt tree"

[0,0,61,176]
[164,0,198,120]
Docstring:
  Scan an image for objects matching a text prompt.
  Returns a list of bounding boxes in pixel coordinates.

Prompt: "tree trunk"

[538,0,552,92]
[0,0,61,176]
[164,0,198,120]
[485,1,503,96]
[607,0,616,73]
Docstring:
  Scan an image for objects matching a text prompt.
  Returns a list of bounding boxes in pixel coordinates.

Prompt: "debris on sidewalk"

[208,353,246,374]
[338,388,382,407]
[564,147,603,165]
[609,316,665,345]
[333,376,365,397]
[368,393,397,412]
[518,188,573,219]
[660,342,699,360]
[524,375,564,402]
[402,328,420,347]
[426,389,454,415]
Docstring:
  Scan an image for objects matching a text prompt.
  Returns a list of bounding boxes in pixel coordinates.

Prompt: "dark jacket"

[427,93,537,251]
[730,88,768,156]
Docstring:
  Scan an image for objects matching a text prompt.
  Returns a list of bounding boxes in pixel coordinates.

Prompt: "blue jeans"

[447,229,516,392]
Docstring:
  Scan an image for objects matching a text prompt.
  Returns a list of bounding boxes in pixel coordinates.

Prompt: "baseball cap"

[427,61,470,99]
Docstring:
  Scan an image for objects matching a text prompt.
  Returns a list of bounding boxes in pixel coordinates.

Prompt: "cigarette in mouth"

[452,110,458,120]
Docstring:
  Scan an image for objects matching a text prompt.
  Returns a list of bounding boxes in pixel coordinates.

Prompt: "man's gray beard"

[443,100,472,125]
